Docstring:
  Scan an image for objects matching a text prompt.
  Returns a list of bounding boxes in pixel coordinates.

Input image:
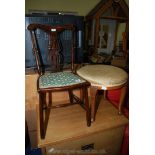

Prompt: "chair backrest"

[27,23,75,75]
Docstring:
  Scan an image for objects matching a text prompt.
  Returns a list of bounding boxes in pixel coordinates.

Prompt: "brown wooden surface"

[37,99,128,148]
[94,0,112,19]
[100,16,128,21]
[94,17,99,50]
[90,86,98,121]
[44,126,125,155]
[26,74,39,147]
[25,74,38,100]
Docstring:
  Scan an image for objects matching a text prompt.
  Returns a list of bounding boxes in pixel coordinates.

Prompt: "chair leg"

[39,92,45,139]
[42,92,47,109]
[48,92,52,106]
[118,85,127,115]
[68,89,73,103]
[84,86,91,127]
[90,86,98,122]
[80,87,84,103]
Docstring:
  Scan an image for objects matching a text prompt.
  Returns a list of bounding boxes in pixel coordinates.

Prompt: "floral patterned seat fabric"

[39,72,86,89]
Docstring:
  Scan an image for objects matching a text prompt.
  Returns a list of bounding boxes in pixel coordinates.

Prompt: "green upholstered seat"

[39,72,86,89]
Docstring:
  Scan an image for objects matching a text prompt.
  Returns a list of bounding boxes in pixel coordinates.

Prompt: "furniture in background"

[77,64,128,121]
[27,24,91,139]
[85,0,129,56]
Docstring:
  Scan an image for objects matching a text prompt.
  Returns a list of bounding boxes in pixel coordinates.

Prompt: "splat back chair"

[27,24,91,139]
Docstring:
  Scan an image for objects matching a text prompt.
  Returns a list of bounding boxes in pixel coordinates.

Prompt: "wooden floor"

[37,98,128,148]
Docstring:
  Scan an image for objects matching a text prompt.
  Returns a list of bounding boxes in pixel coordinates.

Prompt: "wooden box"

[39,100,128,155]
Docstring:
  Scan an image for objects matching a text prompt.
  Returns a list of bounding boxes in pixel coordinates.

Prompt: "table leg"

[90,86,98,122]
[118,85,127,115]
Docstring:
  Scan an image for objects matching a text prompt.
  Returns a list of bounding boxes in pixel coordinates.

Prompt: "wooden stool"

[77,65,128,121]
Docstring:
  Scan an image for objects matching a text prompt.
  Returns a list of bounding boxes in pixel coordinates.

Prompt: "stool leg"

[84,86,91,127]
[118,85,127,115]
[90,86,98,122]
[39,92,45,139]
[103,90,107,99]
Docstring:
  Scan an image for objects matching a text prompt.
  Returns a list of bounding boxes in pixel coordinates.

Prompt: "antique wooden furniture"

[39,98,128,155]
[27,24,91,139]
[77,64,128,121]
[85,0,129,59]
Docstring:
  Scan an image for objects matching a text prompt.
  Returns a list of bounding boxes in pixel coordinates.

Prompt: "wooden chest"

[38,100,128,155]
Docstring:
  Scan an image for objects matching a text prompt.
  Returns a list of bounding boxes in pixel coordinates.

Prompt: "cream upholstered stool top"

[77,64,128,121]
[77,65,128,89]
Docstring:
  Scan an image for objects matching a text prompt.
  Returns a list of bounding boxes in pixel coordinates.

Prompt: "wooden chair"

[27,24,91,139]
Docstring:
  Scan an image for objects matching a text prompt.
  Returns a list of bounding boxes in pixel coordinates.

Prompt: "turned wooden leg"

[90,86,98,122]
[84,86,91,127]
[118,85,127,115]
[39,92,45,139]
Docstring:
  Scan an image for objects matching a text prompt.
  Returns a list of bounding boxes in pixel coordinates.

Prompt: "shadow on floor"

[25,143,42,155]
[25,127,42,155]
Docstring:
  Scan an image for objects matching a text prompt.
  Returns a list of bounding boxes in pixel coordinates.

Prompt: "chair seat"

[39,72,86,89]
[77,65,128,89]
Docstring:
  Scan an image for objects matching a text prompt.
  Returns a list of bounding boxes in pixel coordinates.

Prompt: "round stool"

[77,64,128,121]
